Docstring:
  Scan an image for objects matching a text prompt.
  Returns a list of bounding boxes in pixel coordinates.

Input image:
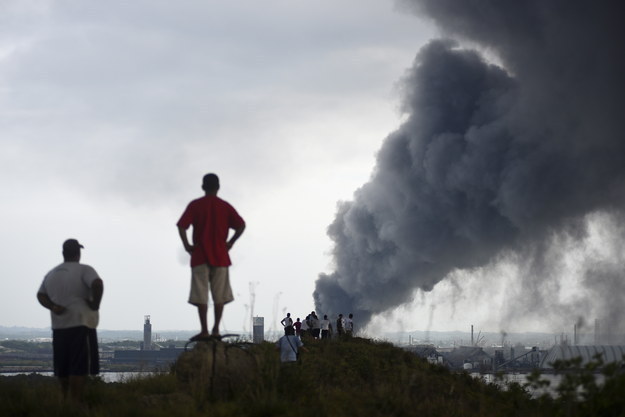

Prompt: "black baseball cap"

[62,239,84,254]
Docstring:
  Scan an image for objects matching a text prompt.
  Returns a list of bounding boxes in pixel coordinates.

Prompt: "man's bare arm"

[87,278,104,311]
[37,292,66,315]
[227,224,246,250]
[178,226,194,254]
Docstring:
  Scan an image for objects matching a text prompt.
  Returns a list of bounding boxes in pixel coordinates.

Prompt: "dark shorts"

[53,326,99,377]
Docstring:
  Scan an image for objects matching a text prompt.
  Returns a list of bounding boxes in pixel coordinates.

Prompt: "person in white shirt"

[300,317,309,337]
[280,312,294,332]
[320,314,333,339]
[345,313,354,336]
[311,313,321,339]
[276,326,306,363]
[37,239,103,402]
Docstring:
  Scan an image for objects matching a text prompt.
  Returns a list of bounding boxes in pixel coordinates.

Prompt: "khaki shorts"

[188,264,234,306]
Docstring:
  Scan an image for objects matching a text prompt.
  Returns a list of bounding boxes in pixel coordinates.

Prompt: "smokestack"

[314,1,625,332]
[471,325,474,346]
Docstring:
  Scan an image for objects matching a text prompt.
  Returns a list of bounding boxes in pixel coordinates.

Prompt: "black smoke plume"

[314,0,625,330]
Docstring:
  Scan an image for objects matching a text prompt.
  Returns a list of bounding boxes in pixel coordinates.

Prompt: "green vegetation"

[0,339,52,354]
[0,339,53,370]
[0,337,623,417]
[523,354,625,417]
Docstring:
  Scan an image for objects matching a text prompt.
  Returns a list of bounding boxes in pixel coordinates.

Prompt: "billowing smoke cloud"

[314,0,625,330]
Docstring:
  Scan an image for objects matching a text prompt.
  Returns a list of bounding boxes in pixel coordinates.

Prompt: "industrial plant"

[403,320,625,373]
[106,314,624,374]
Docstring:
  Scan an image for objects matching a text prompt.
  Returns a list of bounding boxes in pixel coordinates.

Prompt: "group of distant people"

[308,312,354,339]
[276,311,355,363]
[36,173,246,401]
[282,311,354,340]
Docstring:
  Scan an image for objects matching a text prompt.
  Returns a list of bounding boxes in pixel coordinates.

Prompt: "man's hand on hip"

[51,304,66,315]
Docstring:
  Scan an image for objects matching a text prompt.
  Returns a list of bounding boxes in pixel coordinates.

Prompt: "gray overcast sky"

[3,1,617,341]
[1,0,440,335]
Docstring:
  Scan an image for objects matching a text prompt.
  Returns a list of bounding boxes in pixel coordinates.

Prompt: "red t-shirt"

[177,195,245,267]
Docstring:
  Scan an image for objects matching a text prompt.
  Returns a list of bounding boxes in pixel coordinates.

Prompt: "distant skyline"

[0,324,579,349]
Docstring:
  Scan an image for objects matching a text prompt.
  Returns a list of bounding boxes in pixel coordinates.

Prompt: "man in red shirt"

[177,173,245,340]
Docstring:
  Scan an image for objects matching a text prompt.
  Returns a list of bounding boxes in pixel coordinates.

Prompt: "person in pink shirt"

[177,173,245,340]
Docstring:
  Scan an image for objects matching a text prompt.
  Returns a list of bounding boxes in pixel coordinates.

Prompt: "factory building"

[540,345,625,369]
[112,346,183,366]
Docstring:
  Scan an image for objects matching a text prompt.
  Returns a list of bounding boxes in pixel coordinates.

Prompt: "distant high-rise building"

[143,315,152,351]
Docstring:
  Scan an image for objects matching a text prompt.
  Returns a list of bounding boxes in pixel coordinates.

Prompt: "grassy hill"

[1,336,623,416]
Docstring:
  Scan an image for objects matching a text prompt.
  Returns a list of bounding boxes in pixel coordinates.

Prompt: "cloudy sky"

[1,0,439,335]
[5,1,620,341]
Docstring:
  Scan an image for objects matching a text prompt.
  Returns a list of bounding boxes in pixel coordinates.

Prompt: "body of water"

[0,371,160,382]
